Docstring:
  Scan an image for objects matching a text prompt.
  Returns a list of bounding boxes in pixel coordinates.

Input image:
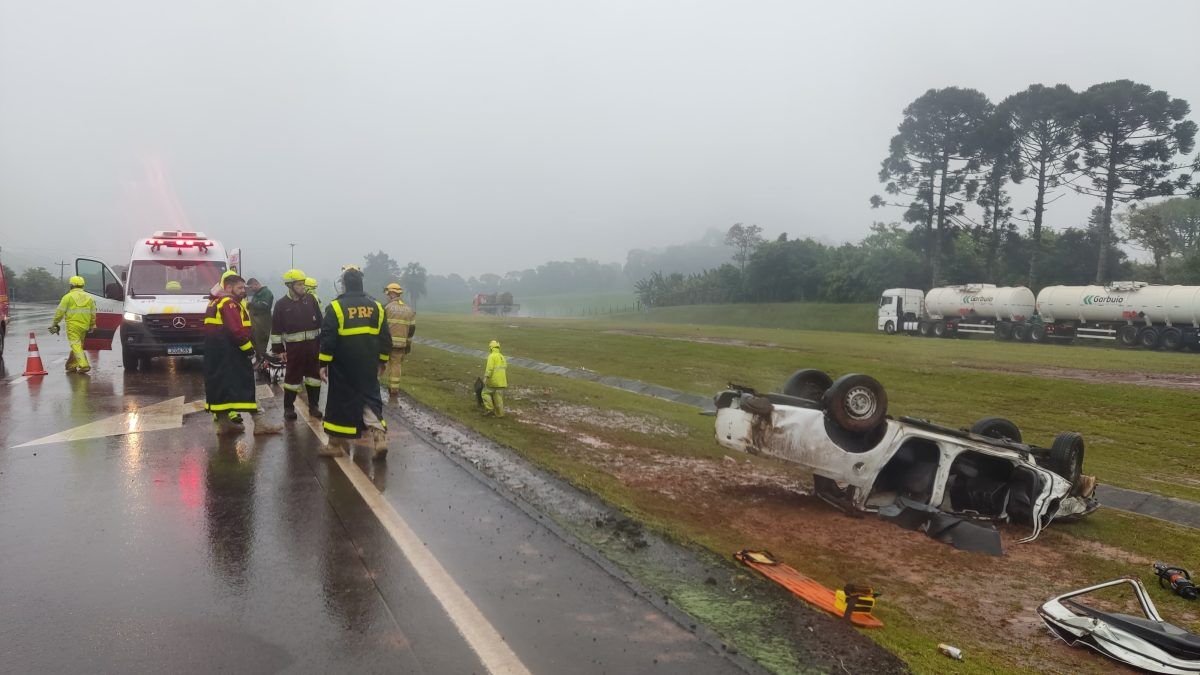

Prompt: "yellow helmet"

[283,268,306,284]
[68,275,86,288]
[220,269,244,286]
[304,277,317,289]
[488,340,500,349]
[165,280,182,292]
[385,283,403,294]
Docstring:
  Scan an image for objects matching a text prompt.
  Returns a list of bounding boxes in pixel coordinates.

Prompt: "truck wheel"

[1012,323,1030,342]
[932,321,948,338]
[822,374,888,434]
[1138,327,1161,350]
[1161,328,1184,351]
[884,320,896,335]
[995,322,1013,340]
[970,417,1022,443]
[1118,325,1139,347]
[1030,324,1047,342]
[122,344,140,371]
[918,321,934,337]
[782,369,834,401]
[1048,432,1084,488]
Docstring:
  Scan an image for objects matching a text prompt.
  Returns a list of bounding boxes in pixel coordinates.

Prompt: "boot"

[389,389,400,406]
[215,413,244,436]
[283,390,298,420]
[319,437,348,457]
[306,385,323,419]
[252,416,283,435]
[369,427,389,460]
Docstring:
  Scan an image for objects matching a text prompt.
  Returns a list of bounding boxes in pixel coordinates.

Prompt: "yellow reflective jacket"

[384,299,416,348]
[53,288,97,331]
[484,348,507,388]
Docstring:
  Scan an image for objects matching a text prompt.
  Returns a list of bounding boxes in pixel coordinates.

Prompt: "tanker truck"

[878,284,1036,339]
[879,281,1200,350]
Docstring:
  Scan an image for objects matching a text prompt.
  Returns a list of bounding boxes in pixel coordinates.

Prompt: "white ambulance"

[76,230,238,370]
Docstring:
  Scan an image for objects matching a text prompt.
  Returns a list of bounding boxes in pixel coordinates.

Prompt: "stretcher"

[734,549,883,628]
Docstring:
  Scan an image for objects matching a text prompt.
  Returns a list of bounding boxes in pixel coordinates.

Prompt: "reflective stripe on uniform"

[282,329,319,342]
[323,420,357,435]
[379,353,390,362]
[281,382,303,393]
[269,334,284,345]
[205,401,258,412]
[205,297,252,326]
[64,308,95,314]
[303,377,322,387]
[238,341,254,352]
[318,353,333,362]
[331,299,383,336]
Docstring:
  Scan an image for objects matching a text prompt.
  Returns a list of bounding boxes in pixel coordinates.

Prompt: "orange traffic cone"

[23,331,48,376]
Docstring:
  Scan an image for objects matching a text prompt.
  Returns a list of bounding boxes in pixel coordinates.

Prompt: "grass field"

[420,291,639,317]
[398,312,1200,673]
[625,301,878,333]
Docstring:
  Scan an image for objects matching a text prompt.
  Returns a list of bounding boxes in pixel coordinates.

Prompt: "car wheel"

[782,369,834,401]
[1118,325,1139,347]
[918,321,934,337]
[1048,432,1084,487]
[884,320,896,335]
[994,322,1013,340]
[1030,324,1047,342]
[822,374,888,434]
[1012,323,1029,342]
[122,344,140,371]
[1138,327,1161,350]
[932,321,948,338]
[970,417,1022,443]
[1161,328,1184,351]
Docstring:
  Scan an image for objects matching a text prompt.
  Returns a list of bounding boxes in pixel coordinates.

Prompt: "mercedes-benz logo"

[171,316,187,329]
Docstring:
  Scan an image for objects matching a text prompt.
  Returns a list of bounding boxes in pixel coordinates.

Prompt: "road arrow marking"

[11,384,275,448]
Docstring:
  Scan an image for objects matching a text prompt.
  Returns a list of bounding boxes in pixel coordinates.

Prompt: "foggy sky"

[2,0,1198,279]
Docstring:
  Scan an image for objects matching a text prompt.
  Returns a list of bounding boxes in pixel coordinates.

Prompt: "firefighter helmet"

[488,340,500,349]
[385,283,403,295]
[68,275,86,288]
[283,269,306,284]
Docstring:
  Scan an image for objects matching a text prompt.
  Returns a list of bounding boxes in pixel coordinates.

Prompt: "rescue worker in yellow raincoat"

[318,267,392,458]
[49,275,97,373]
[382,283,416,404]
[305,277,322,308]
[481,340,507,417]
[271,269,323,420]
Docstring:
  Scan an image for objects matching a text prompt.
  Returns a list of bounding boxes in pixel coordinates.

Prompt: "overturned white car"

[714,369,1098,554]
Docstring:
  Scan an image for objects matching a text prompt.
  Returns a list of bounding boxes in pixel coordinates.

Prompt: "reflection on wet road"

[0,304,743,674]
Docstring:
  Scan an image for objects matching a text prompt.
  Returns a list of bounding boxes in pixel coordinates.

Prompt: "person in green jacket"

[49,276,97,374]
[481,339,507,417]
[245,277,274,362]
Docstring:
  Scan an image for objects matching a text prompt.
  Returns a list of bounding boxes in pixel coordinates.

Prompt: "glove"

[48,325,60,335]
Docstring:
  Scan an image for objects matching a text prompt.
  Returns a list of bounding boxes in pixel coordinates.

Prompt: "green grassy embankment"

[420,291,639,317]
[625,302,878,333]
[398,331,1200,674]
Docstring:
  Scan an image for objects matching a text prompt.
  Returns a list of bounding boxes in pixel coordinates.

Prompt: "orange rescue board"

[735,549,884,629]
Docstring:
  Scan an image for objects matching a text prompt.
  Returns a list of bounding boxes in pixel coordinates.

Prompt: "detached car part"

[713,369,1098,552]
[1039,577,1200,673]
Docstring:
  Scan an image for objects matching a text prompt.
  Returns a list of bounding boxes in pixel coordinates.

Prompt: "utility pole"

[54,260,68,281]
[289,243,296,268]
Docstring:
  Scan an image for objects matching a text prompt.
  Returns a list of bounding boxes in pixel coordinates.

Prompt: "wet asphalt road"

[0,305,742,674]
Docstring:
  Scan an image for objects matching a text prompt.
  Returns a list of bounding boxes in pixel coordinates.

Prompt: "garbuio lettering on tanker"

[1082,295,1124,305]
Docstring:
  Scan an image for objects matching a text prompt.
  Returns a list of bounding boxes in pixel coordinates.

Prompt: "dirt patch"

[955,361,1200,391]
[604,329,789,351]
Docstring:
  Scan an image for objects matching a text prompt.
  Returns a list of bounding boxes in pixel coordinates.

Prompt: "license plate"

[166,346,193,355]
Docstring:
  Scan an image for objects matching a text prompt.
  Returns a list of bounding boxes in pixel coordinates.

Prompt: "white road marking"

[13,396,185,448]
[295,406,531,675]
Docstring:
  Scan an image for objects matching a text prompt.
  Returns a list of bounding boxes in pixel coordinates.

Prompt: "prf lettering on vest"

[347,306,374,320]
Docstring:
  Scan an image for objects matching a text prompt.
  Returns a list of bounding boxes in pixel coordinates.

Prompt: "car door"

[75,258,124,350]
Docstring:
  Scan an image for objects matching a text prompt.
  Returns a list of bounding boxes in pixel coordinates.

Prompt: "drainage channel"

[412,336,1200,531]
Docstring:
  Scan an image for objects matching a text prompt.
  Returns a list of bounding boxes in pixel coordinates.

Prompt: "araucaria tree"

[1070,80,1197,283]
[998,84,1080,287]
[974,111,1022,282]
[874,87,993,286]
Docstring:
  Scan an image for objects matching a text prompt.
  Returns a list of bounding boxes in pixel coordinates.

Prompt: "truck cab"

[116,231,229,370]
[878,288,924,334]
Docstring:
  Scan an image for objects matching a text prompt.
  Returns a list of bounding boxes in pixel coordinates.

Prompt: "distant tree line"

[2,265,67,303]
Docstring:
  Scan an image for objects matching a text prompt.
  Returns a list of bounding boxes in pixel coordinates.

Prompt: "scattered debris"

[937,643,963,661]
[1039,577,1200,673]
[734,549,883,628]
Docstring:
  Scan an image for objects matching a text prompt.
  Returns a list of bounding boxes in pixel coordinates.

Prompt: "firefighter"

[271,269,324,420]
[204,270,281,435]
[305,277,322,307]
[382,282,416,404]
[246,277,274,361]
[481,339,507,417]
[49,275,97,374]
[317,266,392,458]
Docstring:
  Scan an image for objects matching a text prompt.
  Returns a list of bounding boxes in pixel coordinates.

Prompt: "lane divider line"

[295,405,531,675]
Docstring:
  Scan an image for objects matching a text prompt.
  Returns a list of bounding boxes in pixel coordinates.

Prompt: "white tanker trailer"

[879,281,1200,350]
[878,284,1036,338]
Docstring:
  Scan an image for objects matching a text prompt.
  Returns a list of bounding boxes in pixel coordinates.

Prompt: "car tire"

[1161,328,1184,351]
[122,344,139,371]
[1138,327,1161,350]
[884,320,895,335]
[994,322,1013,340]
[1118,325,1140,347]
[918,321,934,337]
[970,417,1022,443]
[1030,324,1047,342]
[1012,323,1030,342]
[1048,432,1084,487]
[822,374,888,434]
[932,321,948,338]
[782,369,834,402]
